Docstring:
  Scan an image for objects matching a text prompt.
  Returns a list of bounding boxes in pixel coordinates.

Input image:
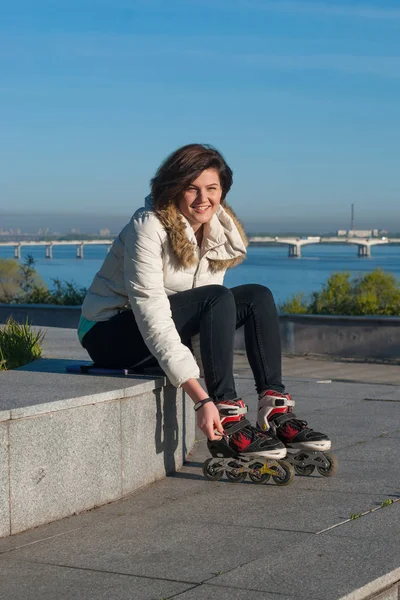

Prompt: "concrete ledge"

[0,304,80,328]
[280,314,400,360]
[0,361,195,538]
[236,314,400,360]
[338,566,400,600]
[3,305,400,360]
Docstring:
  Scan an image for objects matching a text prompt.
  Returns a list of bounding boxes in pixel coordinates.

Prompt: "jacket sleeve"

[124,214,200,387]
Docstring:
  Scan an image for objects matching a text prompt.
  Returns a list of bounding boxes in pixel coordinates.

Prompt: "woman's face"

[178,168,222,232]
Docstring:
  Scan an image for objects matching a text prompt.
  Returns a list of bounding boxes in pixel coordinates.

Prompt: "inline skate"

[257,391,338,477]
[203,399,295,486]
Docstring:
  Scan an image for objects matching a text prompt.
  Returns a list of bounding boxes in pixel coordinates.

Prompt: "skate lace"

[284,418,311,432]
[254,426,275,442]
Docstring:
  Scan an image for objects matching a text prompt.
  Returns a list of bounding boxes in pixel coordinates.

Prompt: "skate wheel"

[248,462,270,484]
[272,461,295,486]
[317,452,338,477]
[294,464,315,476]
[202,458,224,481]
[225,461,247,483]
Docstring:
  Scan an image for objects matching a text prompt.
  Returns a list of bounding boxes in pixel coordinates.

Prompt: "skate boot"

[203,399,294,486]
[257,391,337,477]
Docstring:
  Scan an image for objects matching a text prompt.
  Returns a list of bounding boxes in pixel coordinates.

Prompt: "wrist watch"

[193,397,214,411]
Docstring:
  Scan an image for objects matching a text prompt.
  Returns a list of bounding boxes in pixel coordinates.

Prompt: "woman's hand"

[181,378,224,440]
[196,401,224,441]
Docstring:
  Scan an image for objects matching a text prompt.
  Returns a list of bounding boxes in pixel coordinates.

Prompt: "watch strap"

[194,398,214,411]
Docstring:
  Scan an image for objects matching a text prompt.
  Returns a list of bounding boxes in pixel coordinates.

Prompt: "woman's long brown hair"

[150,144,233,211]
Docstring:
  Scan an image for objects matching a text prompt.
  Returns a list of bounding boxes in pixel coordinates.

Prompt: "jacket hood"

[143,195,247,272]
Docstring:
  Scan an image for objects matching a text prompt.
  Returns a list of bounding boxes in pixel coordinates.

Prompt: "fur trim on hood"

[152,199,248,272]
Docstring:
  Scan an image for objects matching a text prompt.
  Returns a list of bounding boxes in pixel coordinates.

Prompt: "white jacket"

[81,196,247,387]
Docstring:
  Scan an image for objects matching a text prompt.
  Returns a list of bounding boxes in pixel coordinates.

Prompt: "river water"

[1,243,400,306]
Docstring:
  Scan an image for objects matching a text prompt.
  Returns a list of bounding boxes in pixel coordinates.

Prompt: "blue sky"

[1,0,399,232]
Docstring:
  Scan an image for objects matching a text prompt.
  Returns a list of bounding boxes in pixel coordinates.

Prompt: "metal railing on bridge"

[0,240,113,259]
[1,236,400,260]
[248,236,400,257]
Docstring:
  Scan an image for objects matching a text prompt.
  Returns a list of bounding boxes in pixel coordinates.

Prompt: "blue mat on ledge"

[66,363,165,378]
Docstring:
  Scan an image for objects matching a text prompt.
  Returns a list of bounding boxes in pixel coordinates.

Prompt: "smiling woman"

[77,143,332,481]
[178,169,222,234]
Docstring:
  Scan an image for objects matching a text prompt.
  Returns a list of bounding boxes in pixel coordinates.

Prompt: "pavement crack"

[334,428,399,452]
[195,578,318,598]
[0,557,201,586]
[316,496,400,534]
[0,526,87,555]
[204,522,315,534]
[159,584,200,599]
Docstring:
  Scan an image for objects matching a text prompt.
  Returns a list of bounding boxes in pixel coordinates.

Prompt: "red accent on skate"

[231,431,251,452]
[262,390,291,416]
[218,399,246,425]
[279,423,301,442]
[269,407,286,415]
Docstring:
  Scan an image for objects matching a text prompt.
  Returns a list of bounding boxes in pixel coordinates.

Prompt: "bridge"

[1,236,400,260]
[248,236,400,257]
[0,240,113,259]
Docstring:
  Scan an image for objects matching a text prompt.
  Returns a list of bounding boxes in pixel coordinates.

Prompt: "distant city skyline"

[0,208,397,236]
[1,0,399,228]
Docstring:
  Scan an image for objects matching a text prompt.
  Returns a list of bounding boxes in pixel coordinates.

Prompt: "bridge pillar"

[76,243,84,259]
[45,244,53,259]
[14,245,21,259]
[288,244,301,258]
[358,244,370,258]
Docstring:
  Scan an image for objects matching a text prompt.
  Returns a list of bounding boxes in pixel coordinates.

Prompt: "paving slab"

[278,380,392,401]
[33,325,88,361]
[235,352,400,385]
[0,557,194,600]
[59,440,394,534]
[289,454,400,497]
[0,365,164,415]
[1,516,310,584]
[207,533,400,600]
[335,435,400,463]
[172,584,298,599]
[1,327,400,599]
[325,500,400,540]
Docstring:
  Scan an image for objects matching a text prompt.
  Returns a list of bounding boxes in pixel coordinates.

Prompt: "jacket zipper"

[192,248,202,288]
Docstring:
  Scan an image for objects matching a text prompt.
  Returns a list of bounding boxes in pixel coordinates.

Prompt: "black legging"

[82,283,285,401]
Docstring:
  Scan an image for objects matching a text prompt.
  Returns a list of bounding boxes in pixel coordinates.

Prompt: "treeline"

[2,257,400,317]
[280,269,400,316]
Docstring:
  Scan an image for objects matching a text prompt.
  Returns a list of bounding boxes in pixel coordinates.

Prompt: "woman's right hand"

[181,378,224,440]
[196,401,224,441]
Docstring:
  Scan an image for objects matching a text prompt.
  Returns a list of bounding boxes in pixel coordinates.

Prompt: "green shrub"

[45,278,87,305]
[353,270,400,315]
[280,269,400,316]
[0,259,22,302]
[279,293,309,314]
[310,272,354,315]
[0,256,87,306]
[0,317,44,370]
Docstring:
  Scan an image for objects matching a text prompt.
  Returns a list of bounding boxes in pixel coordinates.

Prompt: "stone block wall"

[0,384,195,537]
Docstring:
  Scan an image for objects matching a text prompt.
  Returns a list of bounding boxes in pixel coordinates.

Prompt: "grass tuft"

[381,499,394,507]
[0,317,44,370]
